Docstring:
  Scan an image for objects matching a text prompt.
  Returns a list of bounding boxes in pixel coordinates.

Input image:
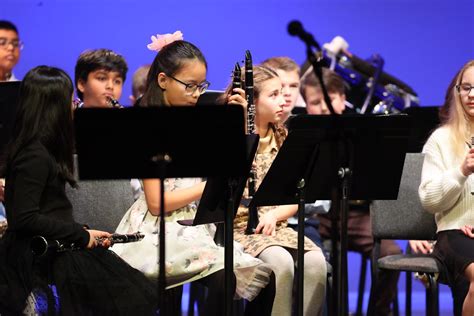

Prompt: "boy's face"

[78,69,123,108]
[275,69,300,121]
[304,86,346,115]
[0,29,21,79]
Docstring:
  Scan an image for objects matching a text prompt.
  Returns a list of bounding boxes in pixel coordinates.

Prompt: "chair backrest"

[371,153,437,241]
[66,180,134,232]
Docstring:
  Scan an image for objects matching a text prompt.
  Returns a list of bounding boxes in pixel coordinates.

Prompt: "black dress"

[0,141,157,315]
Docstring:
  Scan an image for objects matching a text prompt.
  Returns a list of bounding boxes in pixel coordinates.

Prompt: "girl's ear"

[157,72,168,90]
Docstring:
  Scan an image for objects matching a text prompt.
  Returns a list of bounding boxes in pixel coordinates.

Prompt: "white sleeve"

[418,134,468,214]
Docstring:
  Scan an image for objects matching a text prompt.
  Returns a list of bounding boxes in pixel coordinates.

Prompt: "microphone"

[287,20,321,51]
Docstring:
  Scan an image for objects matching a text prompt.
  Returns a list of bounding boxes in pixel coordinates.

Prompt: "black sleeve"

[7,147,89,248]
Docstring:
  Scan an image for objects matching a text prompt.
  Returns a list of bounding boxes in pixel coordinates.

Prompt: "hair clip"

[147,31,184,52]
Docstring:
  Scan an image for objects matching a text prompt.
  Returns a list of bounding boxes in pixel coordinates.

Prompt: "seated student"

[0,20,22,227]
[419,60,474,316]
[261,56,302,122]
[229,65,327,316]
[300,68,401,316]
[74,48,128,108]
[0,65,157,315]
[110,32,275,316]
[130,64,151,106]
[408,67,460,256]
[261,56,327,251]
[0,20,22,82]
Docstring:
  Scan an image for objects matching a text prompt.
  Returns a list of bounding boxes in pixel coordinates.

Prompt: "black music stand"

[403,106,440,153]
[250,114,410,316]
[0,81,21,154]
[178,134,259,316]
[191,134,259,226]
[74,105,247,316]
[197,90,224,106]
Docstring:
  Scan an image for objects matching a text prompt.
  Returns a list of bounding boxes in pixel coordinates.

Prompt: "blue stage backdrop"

[1,0,472,305]
[2,0,473,107]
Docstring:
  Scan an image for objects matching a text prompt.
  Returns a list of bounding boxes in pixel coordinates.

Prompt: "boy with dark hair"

[0,20,22,82]
[301,67,402,316]
[0,20,22,225]
[129,64,151,106]
[300,68,347,115]
[74,49,128,108]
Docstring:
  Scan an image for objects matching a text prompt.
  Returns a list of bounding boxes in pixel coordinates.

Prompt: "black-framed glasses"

[456,83,474,96]
[0,37,24,50]
[167,74,210,95]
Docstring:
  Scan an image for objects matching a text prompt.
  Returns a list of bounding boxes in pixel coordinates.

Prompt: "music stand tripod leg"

[225,180,236,316]
[153,154,171,315]
[296,179,306,316]
[338,167,351,316]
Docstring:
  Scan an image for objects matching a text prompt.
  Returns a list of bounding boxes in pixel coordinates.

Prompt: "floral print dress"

[111,178,272,301]
[234,128,319,257]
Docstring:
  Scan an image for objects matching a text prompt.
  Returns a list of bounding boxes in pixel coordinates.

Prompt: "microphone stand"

[360,54,385,114]
[306,45,337,115]
[292,25,350,316]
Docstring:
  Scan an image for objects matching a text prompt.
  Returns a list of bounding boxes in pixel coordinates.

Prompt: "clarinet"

[232,62,242,94]
[107,96,123,108]
[31,232,145,256]
[244,50,259,235]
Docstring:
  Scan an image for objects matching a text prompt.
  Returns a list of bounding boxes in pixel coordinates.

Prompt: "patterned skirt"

[111,194,272,301]
[233,206,319,257]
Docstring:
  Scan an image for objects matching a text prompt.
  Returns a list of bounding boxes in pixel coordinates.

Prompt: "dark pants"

[188,269,275,316]
[163,272,235,316]
[319,209,401,316]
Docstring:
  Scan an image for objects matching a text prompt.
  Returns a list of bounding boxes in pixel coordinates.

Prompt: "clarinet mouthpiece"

[107,96,122,108]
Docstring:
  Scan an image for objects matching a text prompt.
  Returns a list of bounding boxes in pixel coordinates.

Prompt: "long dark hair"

[3,66,76,185]
[140,40,207,107]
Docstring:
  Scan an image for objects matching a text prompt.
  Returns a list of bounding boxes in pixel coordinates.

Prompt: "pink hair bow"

[147,31,184,52]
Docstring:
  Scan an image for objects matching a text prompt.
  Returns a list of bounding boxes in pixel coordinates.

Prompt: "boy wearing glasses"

[0,20,22,229]
[0,20,22,82]
[74,49,128,108]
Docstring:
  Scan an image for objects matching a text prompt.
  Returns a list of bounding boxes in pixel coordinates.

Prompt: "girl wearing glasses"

[111,32,275,316]
[419,60,474,315]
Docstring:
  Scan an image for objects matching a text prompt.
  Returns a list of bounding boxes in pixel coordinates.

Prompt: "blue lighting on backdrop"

[2,0,473,311]
[2,0,473,106]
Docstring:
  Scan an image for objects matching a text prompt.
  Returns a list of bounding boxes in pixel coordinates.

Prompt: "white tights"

[258,246,327,316]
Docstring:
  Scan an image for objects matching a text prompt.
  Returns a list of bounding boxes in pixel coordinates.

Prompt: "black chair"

[66,179,134,232]
[368,153,442,316]
[24,179,137,315]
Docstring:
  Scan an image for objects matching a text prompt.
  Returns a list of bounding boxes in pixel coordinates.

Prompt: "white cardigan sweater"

[419,126,474,232]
